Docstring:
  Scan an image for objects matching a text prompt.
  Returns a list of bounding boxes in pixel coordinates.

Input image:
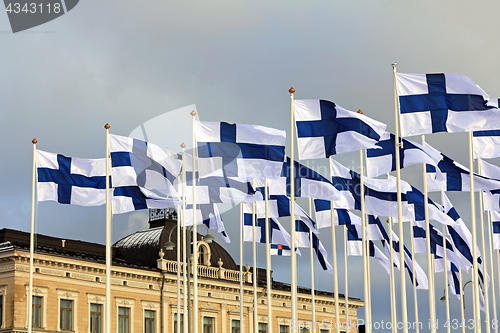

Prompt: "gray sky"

[1,1,500,330]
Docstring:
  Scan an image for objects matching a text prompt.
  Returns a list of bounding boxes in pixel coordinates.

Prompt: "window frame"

[231,319,240,333]
[32,295,43,328]
[258,322,267,333]
[144,309,155,333]
[56,289,78,332]
[174,313,183,333]
[118,307,130,333]
[59,299,74,331]
[203,316,214,333]
[116,298,135,333]
[90,303,103,333]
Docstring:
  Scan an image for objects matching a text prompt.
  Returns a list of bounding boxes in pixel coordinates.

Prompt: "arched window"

[197,242,211,266]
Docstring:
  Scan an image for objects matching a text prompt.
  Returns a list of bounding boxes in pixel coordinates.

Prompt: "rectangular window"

[0,295,3,327]
[118,307,130,333]
[174,313,183,333]
[231,320,240,333]
[32,296,42,328]
[280,326,289,333]
[320,330,329,333]
[300,329,309,333]
[203,317,213,333]
[144,310,154,333]
[90,303,102,333]
[60,299,73,331]
[258,323,267,333]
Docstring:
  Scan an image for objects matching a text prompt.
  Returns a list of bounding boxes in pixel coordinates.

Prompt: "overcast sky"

[1,1,500,331]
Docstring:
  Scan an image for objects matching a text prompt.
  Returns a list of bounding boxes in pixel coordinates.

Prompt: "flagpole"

[265,178,273,333]
[421,134,437,333]
[387,217,397,333]
[328,156,341,333]
[392,62,409,333]
[442,222,450,333]
[358,149,371,333]
[343,226,349,331]
[477,159,491,333]
[486,211,498,333]
[240,203,245,333]
[308,198,316,333]
[181,144,188,333]
[176,153,182,333]
[252,180,258,333]
[409,221,419,333]
[289,87,298,332]
[459,268,466,333]
[27,139,37,333]
[104,124,112,333]
[365,214,372,330]
[468,131,482,333]
[191,111,199,333]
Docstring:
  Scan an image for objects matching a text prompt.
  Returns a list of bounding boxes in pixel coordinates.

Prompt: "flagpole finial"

[190,110,196,116]
[357,110,363,114]
[392,62,397,68]
[387,219,390,223]
[289,87,295,94]
[180,143,186,148]
[104,123,110,130]
[32,138,37,144]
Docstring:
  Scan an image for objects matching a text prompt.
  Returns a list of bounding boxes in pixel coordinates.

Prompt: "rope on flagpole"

[441,218,450,333]
[392,62,409,333]
[478,159,491,333]
[459,268,466,333]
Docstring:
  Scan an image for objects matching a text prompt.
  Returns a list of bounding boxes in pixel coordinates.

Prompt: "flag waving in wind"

[294,99,387,159]
[396,73,500,137]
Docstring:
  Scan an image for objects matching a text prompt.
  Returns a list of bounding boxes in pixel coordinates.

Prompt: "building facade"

[0,209,363,333]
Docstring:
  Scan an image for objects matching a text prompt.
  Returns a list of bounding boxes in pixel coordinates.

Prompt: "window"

[300,329,309,333]
[258,323,267,333]
[32,296,42,328]
[320,330,329,333]
[280,325,289,333]
[60,300,73,331]
[0,295,3,328]
[231,320,240,333]
[144,310,154,333]
[118,307,130,333]
[203,317,213,333]
[90,303,102,333]
[174,314,183,333]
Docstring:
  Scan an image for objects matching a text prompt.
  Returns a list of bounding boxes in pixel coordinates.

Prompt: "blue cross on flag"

[397,73,500,137]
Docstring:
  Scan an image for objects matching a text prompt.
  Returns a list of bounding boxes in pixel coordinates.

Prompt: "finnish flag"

[329,158,411,217]
[491,211,500,250]
[269,157,341,201]
[366,132,441,177]
[295,219,333,272]
[196,121,286,180]
[182,203,230,243]
[110,134,182,198]
[294,99,387,159]
[37,150,108,206]
[270,244,294,256]
[478,159,500,212]
[473,129,500,160]
[447,262,461,299]
[313,200,361,229]
[396,73,500,137]
[113,186,180,215]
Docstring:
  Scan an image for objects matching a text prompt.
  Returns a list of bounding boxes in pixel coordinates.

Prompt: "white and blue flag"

[294,99,387,159]
[366,132,440,177]
[37,150,108,206]
[183,203,230,243]
[196,121,286,180]
[491,211,500,250]
[269,157,340,201]
[396,73,500,137]
[473,128,500,159]
[478,159,500,212]
[110,134,181,197]
[295,219,333,272]
[313,201,361,229]
[113,187,180,214]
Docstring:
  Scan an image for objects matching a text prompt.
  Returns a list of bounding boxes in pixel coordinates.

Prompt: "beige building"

[0,209,363,333]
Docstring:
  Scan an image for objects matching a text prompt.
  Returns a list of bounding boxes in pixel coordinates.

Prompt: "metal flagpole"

[289,87,298,333]
[422,135,437,333]
[409,221,419,333]
[308,198,316,333]
[486,211,498,333]
[468,131,482,333]
[392,62,409,333]
[252,179,258,333]
[388,216,397,333]
[265,178,273,333]
[365,211,372,332]
[240,203,245,333]
[191,111,199,333]
[328,156,340,333]
[176,153,182,333]
[104,124,112,333]
[181,144,188,333]
[359,149,371,333]
[27,139,37,333]
[442,222,450,333]
[459,268,466,333]
[343,226,349,331]
[477,159,491,333]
